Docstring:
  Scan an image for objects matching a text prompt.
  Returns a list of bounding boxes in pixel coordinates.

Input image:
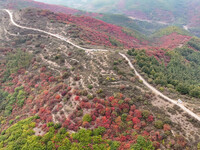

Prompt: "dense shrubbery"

[152,26,191,38]
[0,86,27,116]
[127,44,200,98]
[0,49,33,117]
[37,9,145,48]
[187,37,200,51]
[82,114,92,122]
[0,90,9,115]
[132,136,154,150]
[154,120,164,129]
[0,117,114,150]
[98,13,165,37]
[3,49,32,82]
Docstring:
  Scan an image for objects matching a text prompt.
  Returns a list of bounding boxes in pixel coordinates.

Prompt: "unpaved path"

[3,9,200,122]
[119,53,200,122]
[4,9,108,53]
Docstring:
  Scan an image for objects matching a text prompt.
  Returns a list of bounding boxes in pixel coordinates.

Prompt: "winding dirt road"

[4,9,200,122]
[4,9,108,53]
[119,53,200,122]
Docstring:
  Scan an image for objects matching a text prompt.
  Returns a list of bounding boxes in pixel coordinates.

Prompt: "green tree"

[189,87,200,98]
[109,141,120,150]
[6,49,32,74]
[131,136,154,150]
[93,127,106,136]
[83,114,92,122]
[154,120,164,129]
[176,83,189,94]
[197,142,200,150]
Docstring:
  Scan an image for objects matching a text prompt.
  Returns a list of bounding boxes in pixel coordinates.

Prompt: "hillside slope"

[15,8,149,48]
[0,8,199,149]
[10,8,193,50]
[33,0,200,26]
[32,0,200,37]
[0,0,194,36]
[127,37,200,115]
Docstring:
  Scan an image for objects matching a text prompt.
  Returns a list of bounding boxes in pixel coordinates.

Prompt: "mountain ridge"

[34,0,200,27]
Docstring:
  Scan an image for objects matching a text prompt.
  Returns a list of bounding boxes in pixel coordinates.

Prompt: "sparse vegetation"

[0,7,198,150]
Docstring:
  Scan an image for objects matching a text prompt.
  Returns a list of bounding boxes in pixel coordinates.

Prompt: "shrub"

[83,114,92,122]
[147,115,154,122]
[82,121,90,128]
[1,130,5,135]
[113,61,118,65]
[34,115,40,119]
[189,87,200,98]
[176,83,189,94]
[62,72,71,79]
[109,37,122,47]
[47,122,54,127]
[131,135,154,150]
[93,127,106,136]
[139,80,143,83]
[159,87,164,92]
[109,141,120,150]
[9,120,13,124]
[118,100,124,104]
[121,113,127,122]
[163,124,171,131]
[87,94,93,100]
[197,142,200,150]
[97,89,103,94]
[54,123,62,129]
[148,78,153,83]
[15,116,20,120]
[132,117,140,125]
[17,90,27,107]
[134,110,142,118]
[58,128,67,135]
[55,95,61,99]
[154,120,164,129]
[29,122,36,128]
[167,84,174,89]
[5,105,13,116]
[142,110,150,119]
[88,85,93,89]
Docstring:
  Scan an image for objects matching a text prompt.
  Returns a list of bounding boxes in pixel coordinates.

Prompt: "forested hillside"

[152,26,191,38]
[96,14,167,36]
[127,37,200,99]
[5,0,200,38]
[34,0,200,26]
[33,0,200,37]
